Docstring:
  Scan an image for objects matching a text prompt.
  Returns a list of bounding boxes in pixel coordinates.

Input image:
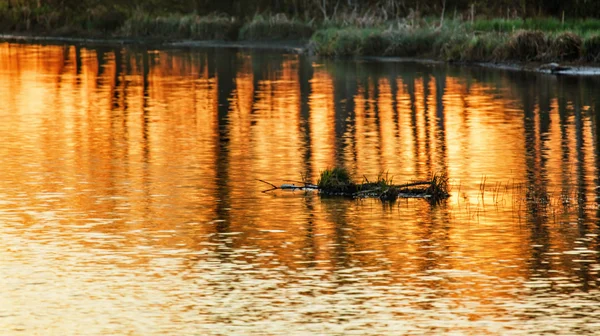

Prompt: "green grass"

[317,167,354,192]
[385,28,452,57]
[309,27,385,57]
[309,26,456,59]
[470,17,600,34]
[120,12,239,40]
[0,5,62,32]
[1,4,599,65]
[445,32,508,62]
[319,10,389,29]
[426,172,450,200]
[504,30,548,61]
[316,167,450,201]
[239,14,314,41]
[0,4,128,35]
[550,31,582,61]
[81,5,128,33]
[360,171,397,200]
[306,15,600,63]
[309,22,600,64]
[583,34,600,62]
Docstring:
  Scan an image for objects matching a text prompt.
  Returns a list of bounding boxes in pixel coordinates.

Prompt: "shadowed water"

[1,42,600,335]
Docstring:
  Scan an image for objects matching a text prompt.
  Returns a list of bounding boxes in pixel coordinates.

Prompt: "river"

[1,42,600,335]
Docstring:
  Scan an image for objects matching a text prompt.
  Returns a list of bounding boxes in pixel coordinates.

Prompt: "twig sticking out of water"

[258,179,318,193]
[257,179,278,193]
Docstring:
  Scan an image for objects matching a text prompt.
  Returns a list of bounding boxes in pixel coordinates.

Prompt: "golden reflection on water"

[1,42,600,335]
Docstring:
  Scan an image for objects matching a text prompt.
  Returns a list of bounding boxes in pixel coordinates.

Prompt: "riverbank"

[2,12,600,72]
[309,22,600,63]
[3,33,600,76]
[0,34,308,53]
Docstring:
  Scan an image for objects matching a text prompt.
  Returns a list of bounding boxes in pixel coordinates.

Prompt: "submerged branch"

[257,179,278,189]
[395,181,433,188]
[283,180,319,188]
[258,179,319,193]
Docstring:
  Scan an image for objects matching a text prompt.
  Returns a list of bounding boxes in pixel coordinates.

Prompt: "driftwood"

[258,179,317,193]
[258,177,449,201]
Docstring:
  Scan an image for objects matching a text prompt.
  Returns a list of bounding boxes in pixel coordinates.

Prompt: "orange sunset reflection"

[1,42,600,334]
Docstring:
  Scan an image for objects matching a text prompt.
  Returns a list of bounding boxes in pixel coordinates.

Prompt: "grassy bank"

[118,13,314,41]
[0,4,314,41]
[308,19,600,63]
[1,4,599,64]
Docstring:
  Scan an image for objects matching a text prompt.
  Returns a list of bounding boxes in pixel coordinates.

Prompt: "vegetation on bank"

[3,0,599,22]
[1,1,600,64]
[238,14,314,41]
[310,24,600,63]
[118,13,240,40]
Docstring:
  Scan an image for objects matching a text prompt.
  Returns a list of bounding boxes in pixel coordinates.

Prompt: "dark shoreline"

[0,34,307,52]
[2,33,600,76]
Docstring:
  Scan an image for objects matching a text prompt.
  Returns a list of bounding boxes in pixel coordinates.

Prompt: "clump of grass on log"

[358,171,394,198]
[239,14,314,41]
[317,167,354,193]
[426,172,450,200]
[361,172,400,200]
[316,167,450,201]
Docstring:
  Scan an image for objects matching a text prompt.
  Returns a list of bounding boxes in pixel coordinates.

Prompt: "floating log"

[258,167,450,201]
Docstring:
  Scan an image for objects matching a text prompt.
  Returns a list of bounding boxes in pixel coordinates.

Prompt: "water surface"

[1,42,600,335]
